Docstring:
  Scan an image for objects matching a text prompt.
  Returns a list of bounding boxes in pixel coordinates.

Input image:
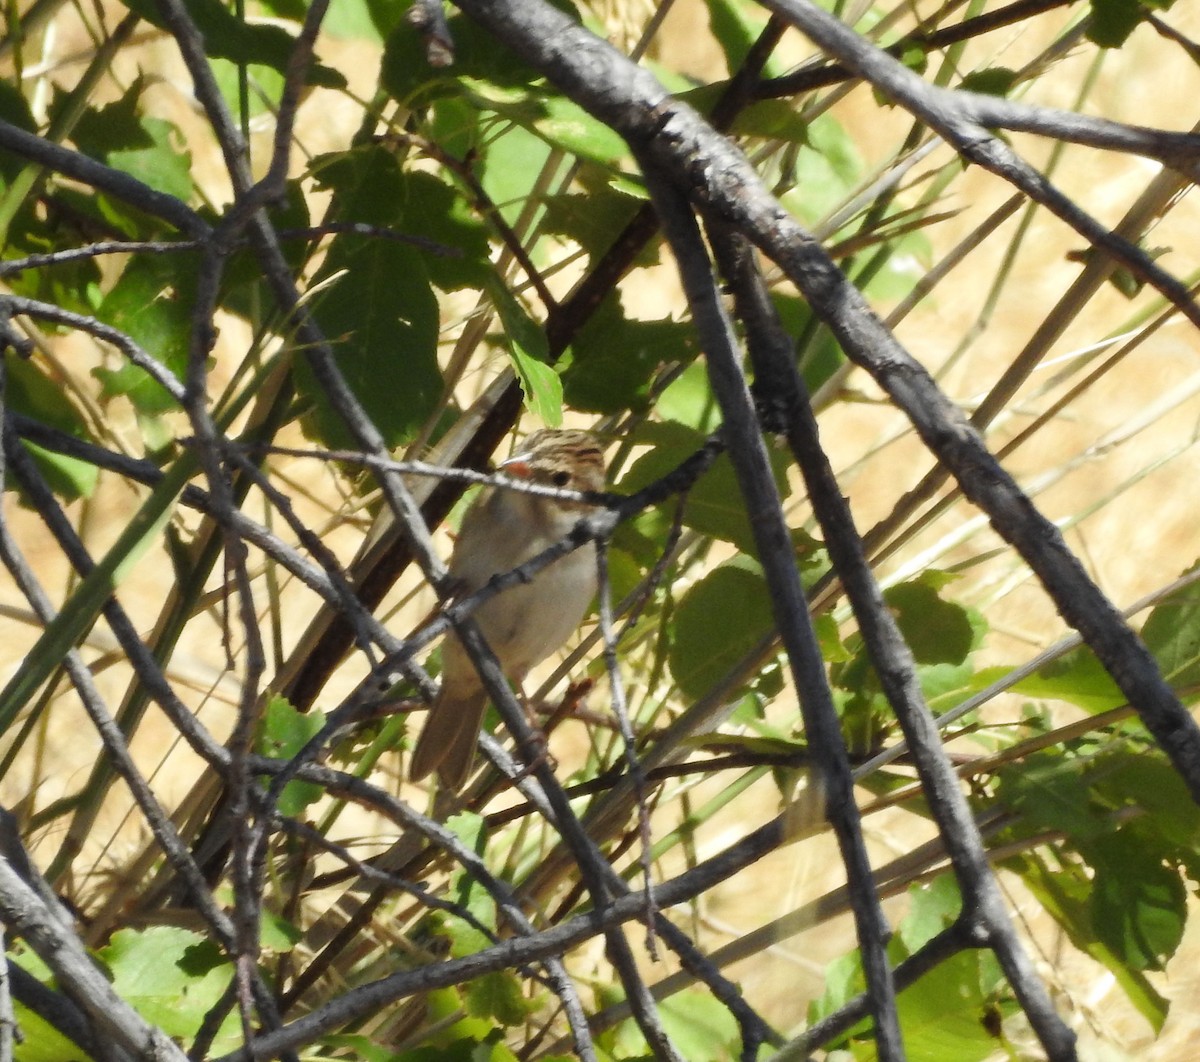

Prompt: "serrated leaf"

[1089,831,1186,970]
[99,926,234,1039]
[884,576,974,666]
[619,422,792,556]
[399,171,491,291]
[312,149,488,290]
[303,232,440,448]
[1015,853,1169,1030]
[995,751,1108,841]
[466,971,538,1026]
[563,297,695,413]
[94,253,198,412]
[256,695,326,815]
[541,188,644,260]
[104,114,193,202]
[669,559,776,700]
[485,276,562,425]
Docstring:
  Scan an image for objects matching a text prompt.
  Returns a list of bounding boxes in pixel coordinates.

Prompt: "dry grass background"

[2,0,1200,1057]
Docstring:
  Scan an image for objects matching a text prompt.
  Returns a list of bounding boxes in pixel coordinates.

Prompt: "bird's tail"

[409,689,489,789]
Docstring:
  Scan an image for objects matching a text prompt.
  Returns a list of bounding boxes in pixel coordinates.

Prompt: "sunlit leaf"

[669,558,776,700]
[256,695,327,816]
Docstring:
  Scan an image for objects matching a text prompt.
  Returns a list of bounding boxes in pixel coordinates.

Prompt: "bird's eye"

[552,470,571,487]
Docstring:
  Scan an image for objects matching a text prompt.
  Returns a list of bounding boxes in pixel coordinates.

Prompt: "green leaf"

[481,89,629,165]
[1140,569,1200,688]
[510,346,564,425]
[256,695,327,816]
[1090,750,1200,866]
[0,81,36,184]
[771,293,846,398]
[1014,852,1169,1030]
[703,0,783,78]
[563,297,695,414]
[99,926,234,1039]
[120,0,345,87]
[478,120,553,226]
[891,949,1007,1062]
[618,422,792,556]
[1088,0,1146,47]
[94,253,199,413]
[669,558,776,700]
[466,970,539,1026]
[654,359,720,433]
[680,85,811,144]
[541,187,645,261]
[1011,645,1125,715]
[399,171,491,291]
[778,113,864,224]
[418,986,494,1047]
[1089,831,1186,970]
[70,81,194,202]
[5,357,98,501]
[809,950,868,1033]
[898,873,962,952]
[260,908,304,952]
[883,575,974,667]
[312,150,488,290]
[658,990,739,1062]
[960,67,1020,97]
[303,232,441,448]
[995,750,1109,841]
[381,5,548,104]
[485,276,563,425]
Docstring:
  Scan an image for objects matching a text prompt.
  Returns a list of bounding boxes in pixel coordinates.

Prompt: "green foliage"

[69,79,194,203]
[2,0,1197,1057]
[813,877,1011,1060]
[883,573,975,667]
[831,573,979,751]
[617,421,794,555]
[1088,0,1151,47]
[669,556,776,701]
[121,0,346,87]
[486,274,563,425]
[303,230,441,447]
[99,927,237,1043]
[256,695,327,815]
[564,297,694,413]
[94,253,198,412]
[995,736,1200,1021]
[5,357,98,500]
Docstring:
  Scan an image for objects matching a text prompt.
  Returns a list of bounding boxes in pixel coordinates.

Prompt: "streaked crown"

[502,429,607,496]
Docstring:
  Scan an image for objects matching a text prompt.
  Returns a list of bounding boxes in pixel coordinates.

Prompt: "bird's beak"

[500,451,534,478]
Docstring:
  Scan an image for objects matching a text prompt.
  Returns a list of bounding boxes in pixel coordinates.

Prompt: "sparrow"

[408,428,607,788]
